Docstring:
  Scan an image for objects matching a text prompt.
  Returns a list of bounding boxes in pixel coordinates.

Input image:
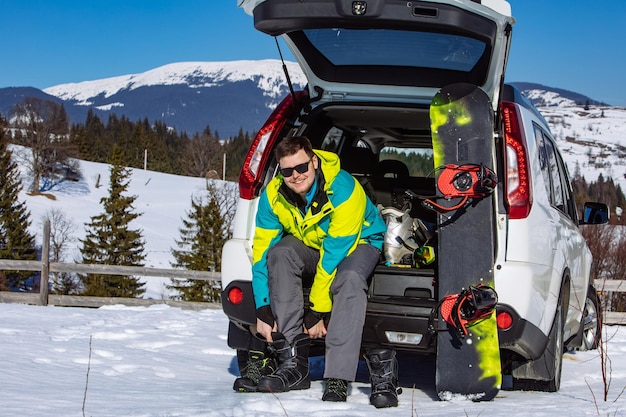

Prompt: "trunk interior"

[276,99,441,352]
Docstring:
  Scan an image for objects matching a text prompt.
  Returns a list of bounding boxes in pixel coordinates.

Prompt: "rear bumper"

[223,280,547,361]
[221,277,438,353]
[497,304,548,360]
[221,281,256,327]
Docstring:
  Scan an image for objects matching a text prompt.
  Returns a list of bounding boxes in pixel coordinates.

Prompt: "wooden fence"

[0,260,221,310]
[595,279,626,325]
[0,220,221,311]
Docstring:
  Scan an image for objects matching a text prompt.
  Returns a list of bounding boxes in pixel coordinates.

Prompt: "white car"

[222,0,608,392]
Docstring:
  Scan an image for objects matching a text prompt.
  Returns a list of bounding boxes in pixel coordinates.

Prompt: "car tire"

[542,297,565,392]
[512,288,565,392]
[579,285,602,351]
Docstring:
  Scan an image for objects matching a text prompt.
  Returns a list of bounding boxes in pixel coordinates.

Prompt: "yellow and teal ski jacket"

[252,150,386,313]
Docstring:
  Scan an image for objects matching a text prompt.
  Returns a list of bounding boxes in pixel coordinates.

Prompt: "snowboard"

[429,83,501,401]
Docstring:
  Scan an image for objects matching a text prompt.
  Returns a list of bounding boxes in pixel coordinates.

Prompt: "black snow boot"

[365,348,402,408]
[233,349,278,392]
[257,333,311,393]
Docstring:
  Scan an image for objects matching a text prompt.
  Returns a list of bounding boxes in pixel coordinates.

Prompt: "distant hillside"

[538,104,626,200]
[510,82,608,107]
[0,87,65,117]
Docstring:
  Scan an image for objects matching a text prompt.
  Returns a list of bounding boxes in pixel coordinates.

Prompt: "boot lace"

[324,378,348,399]
[371,370,396,394]
[244,352,275,383]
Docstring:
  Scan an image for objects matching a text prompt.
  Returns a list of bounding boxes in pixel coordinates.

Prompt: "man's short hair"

[274,136,314,160]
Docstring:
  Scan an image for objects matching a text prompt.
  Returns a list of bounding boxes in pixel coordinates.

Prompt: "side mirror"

[581,202,609,225]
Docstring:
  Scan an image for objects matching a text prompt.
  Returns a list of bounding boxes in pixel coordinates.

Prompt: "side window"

[534,124,577,222]
[544,137,565,211]
[320,127,344,153]
[534,125,552,201]
[555,149,579,223]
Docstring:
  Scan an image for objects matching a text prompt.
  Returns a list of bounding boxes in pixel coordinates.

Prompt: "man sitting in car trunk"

[233,135,400,407]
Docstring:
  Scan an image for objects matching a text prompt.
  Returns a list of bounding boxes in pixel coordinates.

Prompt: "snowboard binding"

[431,284,498,338]
[423,164,497,213]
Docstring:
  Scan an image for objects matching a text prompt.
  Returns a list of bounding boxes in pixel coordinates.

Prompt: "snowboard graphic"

[428,83,501,401]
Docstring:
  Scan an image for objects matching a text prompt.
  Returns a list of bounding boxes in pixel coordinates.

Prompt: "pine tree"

[224,128,252,180]
[80,109,107,161]
[79,145,146,297]
[168,181,233,302]
[0,122,37,290]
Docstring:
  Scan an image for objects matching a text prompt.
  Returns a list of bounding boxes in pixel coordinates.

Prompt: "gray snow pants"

[266,234,380,381]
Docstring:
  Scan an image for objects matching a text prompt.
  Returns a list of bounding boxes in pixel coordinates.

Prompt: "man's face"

[279,149,318,197]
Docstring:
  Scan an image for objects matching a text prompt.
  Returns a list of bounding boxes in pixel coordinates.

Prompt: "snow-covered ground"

[2,302,625,417]
[7,102,626,415]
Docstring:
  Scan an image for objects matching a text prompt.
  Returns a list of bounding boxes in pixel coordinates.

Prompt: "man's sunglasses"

[279,158,311,177]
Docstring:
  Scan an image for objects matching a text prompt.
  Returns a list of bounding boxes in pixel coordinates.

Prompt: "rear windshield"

[303,28,486,72]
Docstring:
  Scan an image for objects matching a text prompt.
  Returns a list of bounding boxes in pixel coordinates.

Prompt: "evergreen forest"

[70,109,253,182]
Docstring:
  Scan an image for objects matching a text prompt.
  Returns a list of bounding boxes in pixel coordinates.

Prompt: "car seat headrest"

[374,159,410,179]
[340,147,377,175]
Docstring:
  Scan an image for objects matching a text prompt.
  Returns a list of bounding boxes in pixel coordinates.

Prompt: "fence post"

[39,219,50,306]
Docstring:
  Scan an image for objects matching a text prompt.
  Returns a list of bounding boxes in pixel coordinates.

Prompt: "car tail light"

[501,101,532,219]
[227,286,245,305]
[238,91,307,200]
[496,311,514,330]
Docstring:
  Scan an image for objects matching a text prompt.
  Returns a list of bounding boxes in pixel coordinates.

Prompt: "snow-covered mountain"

[43,60,306,106]
[524,89,579,107]
[509,82,609,107]
[543,104,626,194]
[0,60,307,138]
[502,82,626,195]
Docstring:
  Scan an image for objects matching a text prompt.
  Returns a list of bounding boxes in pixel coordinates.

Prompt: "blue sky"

[1,0,625,106]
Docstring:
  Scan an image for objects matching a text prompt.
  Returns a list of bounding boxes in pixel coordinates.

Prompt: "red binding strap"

[438,284,498,338]
[424,164,497,213]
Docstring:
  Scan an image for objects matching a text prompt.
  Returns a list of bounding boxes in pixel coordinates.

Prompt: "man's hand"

[303,309,328,339]
[255,305,277,342]
[256,318,277,342]
[304,319,327,339]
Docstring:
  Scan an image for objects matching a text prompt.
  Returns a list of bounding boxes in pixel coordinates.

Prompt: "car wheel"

[543,298,565,392]
[579,285,602,351]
